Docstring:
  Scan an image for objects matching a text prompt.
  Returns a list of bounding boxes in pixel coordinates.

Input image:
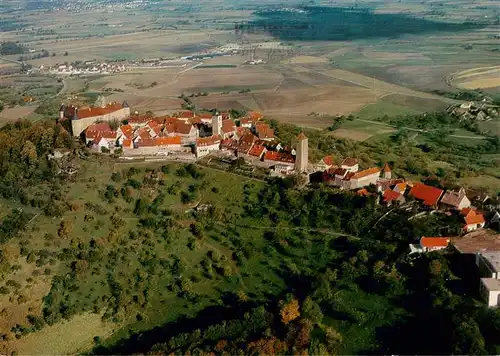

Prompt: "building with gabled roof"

[461,208,485,232]
[264,151,295,166]
[195,135,222,158]
[221,119,237,138]
[420,236,450,251]
[248,144,267,159]
[382,163,392,179]
[341,158,359,173]
[409,182,444,207]
[476,252,500,307]
[440,187,471,210]
[254,122,275,141]
[341,167,380,190]
[382,189,406,206]
[67,102,130,136]
[84,123,117,145]
[316,155,336,172]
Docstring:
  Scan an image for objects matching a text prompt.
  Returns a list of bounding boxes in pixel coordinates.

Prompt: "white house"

[461,208,486,232]
[419,236,450,252]
[476,252,500,307]
[440,187,471,210]
[195,135,222,158]
[341,158,359,173]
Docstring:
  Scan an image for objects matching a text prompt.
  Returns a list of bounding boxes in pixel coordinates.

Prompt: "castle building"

[64,101,130,137]
[212,112,223,136]
[295,132,308,173]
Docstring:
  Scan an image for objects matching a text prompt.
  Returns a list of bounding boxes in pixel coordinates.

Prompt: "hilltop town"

[59,99,500,310]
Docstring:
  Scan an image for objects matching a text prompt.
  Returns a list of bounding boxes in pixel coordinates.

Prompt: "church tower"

[212,112,222,136]
[382,163,392,179]
[295,132,308,173]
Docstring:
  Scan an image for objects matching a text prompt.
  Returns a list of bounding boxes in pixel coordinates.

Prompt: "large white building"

[476,252,500,307]
[195,135,222,158]
[65,102,130,137]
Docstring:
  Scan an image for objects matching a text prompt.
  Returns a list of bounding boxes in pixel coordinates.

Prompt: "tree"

[21,140,37,165]
[302,297,323,324]
[280,298,300,325]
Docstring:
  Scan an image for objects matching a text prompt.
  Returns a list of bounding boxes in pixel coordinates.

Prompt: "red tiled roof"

[351,167,380,180]
[138,136,182,147]
[255,123,275,139]
[189,117,203,125]
[165,120,194,135]
[221,138,239,150]
[383,189,403,203]
[264,151,294,163]
[175,111,195,119]
[136,127,151,140]
[196,135,221,147]
[333,168,348,176]
[460,207,474,217]
[222,119,236,133]
[460,208,485,225]
[248,144,266,157]
[420,237,450,248]
[128,115,153,125]
[236,127,251,137]
[357,188,371,197]
[197,112,213,119]
[247,111,263,120]
[409,182,444,206]
[322,155,335,166]
[119,124,133,139]
[382,163,391,172]
[75,103,123,119]
[146,120,162,136]
[240,118,256,125]
[464,213,485,225]
[341,158,358,167]
[85,123,117,139]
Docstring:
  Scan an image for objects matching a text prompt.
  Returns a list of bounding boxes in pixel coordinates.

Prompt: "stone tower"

[382,163,392,179]
[295,132,308,173]
[212,112,222,136]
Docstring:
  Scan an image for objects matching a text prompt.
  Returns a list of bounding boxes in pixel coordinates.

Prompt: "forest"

[238,6,485,41]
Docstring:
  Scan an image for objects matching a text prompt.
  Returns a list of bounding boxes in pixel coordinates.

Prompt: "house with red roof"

[408,182,444,208]
[84,123,118,146]
[341,167,381,190]
[461,208,485,232]
[164,119,199,145]
[66,101,130,137]
[221,119,237,139]
[124,136,185,156]
[254,122,275,141]
[174,111,195,120]
[263,151,295,168]
[419,236,450,252]
[316,155,336,172]
[248,144,267,160]
[341,158,359,173]
[195,135,222,158]
[382,189,406,206]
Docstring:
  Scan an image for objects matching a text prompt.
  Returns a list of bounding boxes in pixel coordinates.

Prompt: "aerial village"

[58,98,500,307]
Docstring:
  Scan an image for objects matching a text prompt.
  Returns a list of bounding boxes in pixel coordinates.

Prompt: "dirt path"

[355,118,486,139]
